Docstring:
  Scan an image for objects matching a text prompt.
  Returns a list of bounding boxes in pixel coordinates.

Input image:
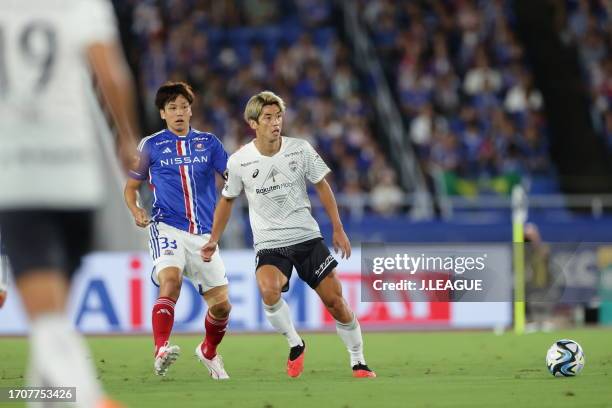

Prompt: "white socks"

[263,298,365,367]
[29,314,103,408]
[336,314,366,367]
[262,298,302,348]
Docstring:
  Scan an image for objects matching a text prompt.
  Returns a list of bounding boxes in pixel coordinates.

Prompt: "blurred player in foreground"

[0,0,139,406]
[0,235,7,308]
[124,82,232,379]
[201,91,376,378]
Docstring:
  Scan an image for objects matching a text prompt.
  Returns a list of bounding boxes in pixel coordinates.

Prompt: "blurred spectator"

[504,71,543,114]
[521,123,550,174]
[430,131,460,172]
[463,51,502,96]
[370,168,404,216]
[432,69,460,111]
[341,179,366,220]
[410,103,436,147]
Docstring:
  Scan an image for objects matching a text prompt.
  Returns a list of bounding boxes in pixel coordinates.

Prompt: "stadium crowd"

[565,0,612,149]
[117,0,611,206]
[360,0,611,196]
[120,0,405,216]
[360,0,555,196]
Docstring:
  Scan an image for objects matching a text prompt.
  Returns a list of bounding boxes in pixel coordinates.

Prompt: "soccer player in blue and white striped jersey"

[124,82,231,379]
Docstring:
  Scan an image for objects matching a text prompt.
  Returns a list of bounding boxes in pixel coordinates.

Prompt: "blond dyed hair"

[243,91,286,124]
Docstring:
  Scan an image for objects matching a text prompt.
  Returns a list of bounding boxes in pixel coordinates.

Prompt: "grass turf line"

[1,329,611,407]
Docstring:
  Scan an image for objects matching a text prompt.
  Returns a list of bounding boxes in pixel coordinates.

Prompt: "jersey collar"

[166,127,192,138]
[252,136,286,157]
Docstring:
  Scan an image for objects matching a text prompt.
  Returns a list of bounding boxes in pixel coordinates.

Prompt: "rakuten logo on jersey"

[160,156,209,166]
[255,182,295,195]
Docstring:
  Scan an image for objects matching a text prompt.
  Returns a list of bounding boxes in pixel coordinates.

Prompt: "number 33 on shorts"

[159,237,177,251]
[148,223,181,260]
[148,222,228,291]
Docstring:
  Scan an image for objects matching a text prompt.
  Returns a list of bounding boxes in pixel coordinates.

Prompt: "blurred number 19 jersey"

[0,0,118,209]
[129,129,228,235]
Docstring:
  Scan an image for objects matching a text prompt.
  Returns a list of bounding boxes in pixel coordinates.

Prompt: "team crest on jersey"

[194,142,206,151]
[289,160,298,172]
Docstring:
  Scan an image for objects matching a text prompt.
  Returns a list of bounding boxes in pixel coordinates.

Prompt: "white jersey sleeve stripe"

[137,131,163,151]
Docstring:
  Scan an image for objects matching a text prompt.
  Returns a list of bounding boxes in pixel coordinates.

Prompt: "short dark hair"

[155,81,194,110]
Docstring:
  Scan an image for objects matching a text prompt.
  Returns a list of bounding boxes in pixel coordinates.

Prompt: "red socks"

[201,311,229,359]
[152,297,175,355]
[153,297,227,359]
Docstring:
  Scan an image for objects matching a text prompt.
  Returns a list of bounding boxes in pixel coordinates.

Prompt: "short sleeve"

[74,0,119,48]
[128,137,152,180]
[304,141,330,183]
[222,155,243,198]
[212,136,229,176]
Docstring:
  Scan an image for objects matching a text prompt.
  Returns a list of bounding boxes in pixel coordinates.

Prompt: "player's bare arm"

[124,178,150,227]
[313,178,351,259]
[201,196,235,262]
[87,42,140,171]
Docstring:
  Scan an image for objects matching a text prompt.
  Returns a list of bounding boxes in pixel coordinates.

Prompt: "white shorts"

[149,222,227,294]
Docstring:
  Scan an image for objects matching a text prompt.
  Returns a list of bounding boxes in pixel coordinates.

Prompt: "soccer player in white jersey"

[202,91,376,378]
[124,82,231,379]
[0,0,139,407]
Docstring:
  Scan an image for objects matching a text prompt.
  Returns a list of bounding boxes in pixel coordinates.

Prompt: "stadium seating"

[118,0,611,225]
[357,0,612,198]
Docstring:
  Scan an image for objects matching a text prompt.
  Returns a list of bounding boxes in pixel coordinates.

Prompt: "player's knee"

[210,300,232,319]
[260,286,282,306]
[163,277,181,292]
[159,276,181,299]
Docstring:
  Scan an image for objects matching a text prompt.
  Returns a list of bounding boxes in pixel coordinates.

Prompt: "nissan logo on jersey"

[159,156,209,166]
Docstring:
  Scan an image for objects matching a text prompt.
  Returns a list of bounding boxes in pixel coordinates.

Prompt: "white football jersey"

[0,0,118,209]
[223,137,331,251]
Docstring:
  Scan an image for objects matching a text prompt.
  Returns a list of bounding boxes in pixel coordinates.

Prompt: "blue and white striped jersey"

[129,128,228,235]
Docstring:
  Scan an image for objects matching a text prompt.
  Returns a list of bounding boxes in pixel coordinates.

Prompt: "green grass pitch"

[1,329,611,407]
